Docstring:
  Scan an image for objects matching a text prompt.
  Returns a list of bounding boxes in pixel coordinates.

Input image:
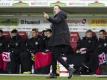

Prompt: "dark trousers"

[20,51,32,73]
[9,53,20,74]
[84,53,99,73]
[9,51,32,74]
[51,45,70,74]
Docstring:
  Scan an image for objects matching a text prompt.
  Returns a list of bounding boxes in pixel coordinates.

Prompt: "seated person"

[76,30,98,74]
[97,30,107,54]
[26,28,46,74]
[97,30,107,74]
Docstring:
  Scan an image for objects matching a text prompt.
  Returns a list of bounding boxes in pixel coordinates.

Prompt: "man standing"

[43,5,74,79]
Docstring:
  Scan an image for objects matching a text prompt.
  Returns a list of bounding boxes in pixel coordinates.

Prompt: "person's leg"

[57,56,69,70]
[50,46,58,78]
[9,53,16,73]
[89,53,99,74]
[56,45,70,70]
[14,54,20,74]
[15,62,20,74]
[20,51,32,73]
[0,54,4,73]
[58,45,75,78]
[51,53,57,74]
[50,45,74,78]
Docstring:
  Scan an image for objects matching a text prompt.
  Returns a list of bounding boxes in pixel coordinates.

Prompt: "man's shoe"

[68,67,75,79]
[49,73,57,78]
[56,73,59,76]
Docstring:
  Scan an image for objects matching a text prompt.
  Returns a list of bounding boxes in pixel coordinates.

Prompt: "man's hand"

[31,53,34,57]
[31,53,35,61]
[43,12,49,19]
[76,50,80,54]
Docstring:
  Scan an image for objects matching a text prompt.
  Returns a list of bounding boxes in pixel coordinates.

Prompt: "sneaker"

[56,73,59,76]
[68,67,75,79]
[49,73,57,78]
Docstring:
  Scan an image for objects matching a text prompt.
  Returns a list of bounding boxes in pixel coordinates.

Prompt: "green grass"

[0,76,107,80]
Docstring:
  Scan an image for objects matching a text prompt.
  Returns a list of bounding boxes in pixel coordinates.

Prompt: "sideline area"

[0,74,107,80]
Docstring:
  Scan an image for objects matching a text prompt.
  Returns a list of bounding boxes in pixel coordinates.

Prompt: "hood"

[58,10,67,19]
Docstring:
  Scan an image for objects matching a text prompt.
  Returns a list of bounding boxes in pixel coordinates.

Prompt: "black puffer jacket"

[48,10,70,46]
